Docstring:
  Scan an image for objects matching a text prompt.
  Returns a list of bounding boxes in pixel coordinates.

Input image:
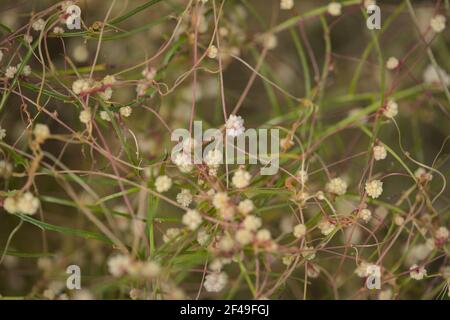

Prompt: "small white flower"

[33,123,50,143]
[72,79,91,95]
[232,168,251,189]
[430,15,446,33]
[107,254,132,277]
[0,126,6,140]
[409,264,427,280]
[383,99,398,118]
[173,152,193,173]
[256,229,271,242]
[365,180,383,199]
[326,177,348,196]
[100,111,111,122]
[373,145,387,160]
[17,192,40,215]
[182,209,202,230]
[318,219,335,236]
[328,2,342,16]
[53,26,64,35]
[359,208,372,223]
[176,189,193,207]
[197,228,210,246]
[79,109,91,124]
[119,106,132,117]
[204,272,228,292]
[23,65,32,76]
[238,199,254,215]
[24,35,33,44]
[218,235,234,252]
[242,215,262,231]
[102,75,116,86]
[99,87,113,101]
[263,33,278,50]
[207,45,218,59]
[386,57,399,70]
[235,228,254,245]
[32,19,46,31]
[155,175,172,193]
[280,0,294,10]
[5,66,17,79]
[225,114,245,137]
[163,227,181,243]
[212,192,230,210]
[293,223,307,238]
[436,226,449,242]
[140,261,161,278]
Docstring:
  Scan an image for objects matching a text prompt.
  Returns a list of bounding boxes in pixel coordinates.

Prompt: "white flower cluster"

[328,2,342,16]
[326,177,348,195]
[176,189,193,207]
[225,114,245,137]
[204,272,228,292]
[237,199,254,215]
[423,64,450,86]
[155,175,172,193]
[280,0,294,10]
[293,223,306,238]
[182,209,202,230]
[4,191,40,215]
[33,123,50,144]
[430,15,446,33]
[373,145,387,161]
[232,168,251,189]
[108,254,161,278]
[365,180,383,199]
[383,100,398,118]
[318,219,335,236]
[409,264,427,280]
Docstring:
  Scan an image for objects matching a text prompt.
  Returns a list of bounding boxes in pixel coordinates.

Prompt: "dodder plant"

[0,0,449,300]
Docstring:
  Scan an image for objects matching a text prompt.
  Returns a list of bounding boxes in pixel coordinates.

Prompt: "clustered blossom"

[33,123,50,144]
[373,145,387,161]
[79,109,91,124]
[318,219,335,236]
[325,177,348,195]
[386,57,399,70]
[280,0,294,10]
[3,191,40,215]
[409,264,427,280]
[32,18,46,31]
[182,209,202,230]
[176,189,193,207]
[293,223,306,238]
[155,175,172,193]
[5,66,17,79]
[231,168,251,189]
[204,272,228,292]
[358,208,372,223]
[430,15,446,33]
[163,228,181,243]
[365,180,383,199]
[383,99,398,118]
[207,45,218,59]
[423,64,450,86]
[108,254,160,278]
[327,2,342,16]
[237,199,254,215]
[225,114,245,137]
